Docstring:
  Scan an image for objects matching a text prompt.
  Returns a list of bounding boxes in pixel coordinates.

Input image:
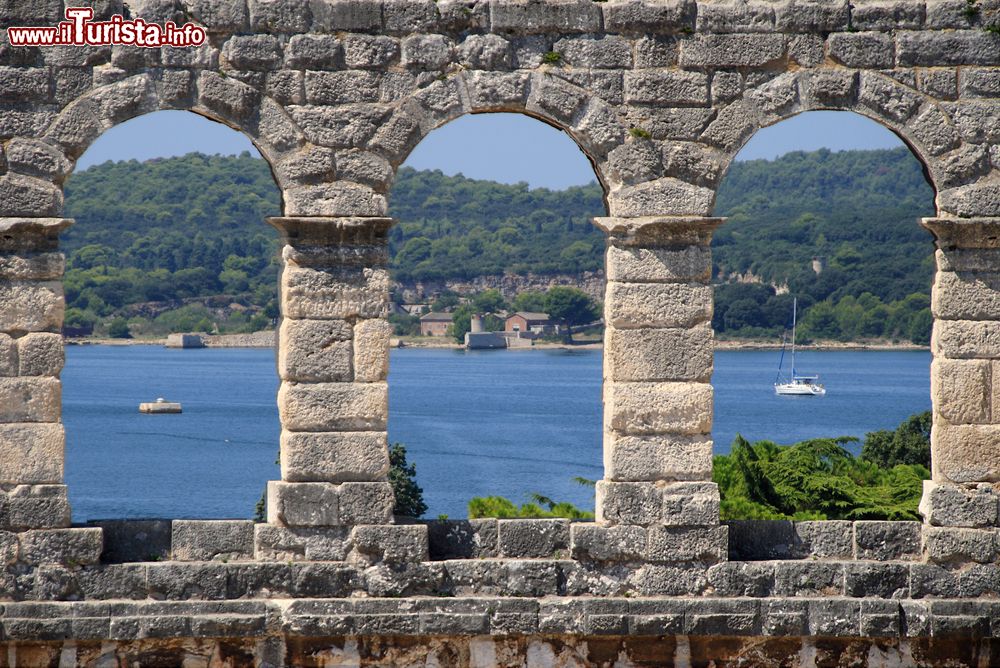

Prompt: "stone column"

[0,217,73,531]
[266,217,396,529]
[593,216,725,542]
[921,217,1000,528]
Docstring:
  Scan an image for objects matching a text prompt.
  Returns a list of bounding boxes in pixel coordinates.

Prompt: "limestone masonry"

[1,0,1000,664]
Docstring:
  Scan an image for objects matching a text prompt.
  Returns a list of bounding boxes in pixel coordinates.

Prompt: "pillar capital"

[593,216,726,247]
[921,217,1000,250]
[0,218,73,252]
[266,216,395,246]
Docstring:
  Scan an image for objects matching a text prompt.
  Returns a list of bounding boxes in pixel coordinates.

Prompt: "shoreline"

[67,335,930,352]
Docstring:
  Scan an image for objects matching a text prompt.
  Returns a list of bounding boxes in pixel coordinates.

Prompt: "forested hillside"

[62,147,936,341]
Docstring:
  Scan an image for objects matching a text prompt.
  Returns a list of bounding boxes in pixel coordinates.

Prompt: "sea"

[62,345,931,521]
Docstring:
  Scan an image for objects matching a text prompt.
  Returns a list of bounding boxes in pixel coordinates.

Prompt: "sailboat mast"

[790,297,797,376]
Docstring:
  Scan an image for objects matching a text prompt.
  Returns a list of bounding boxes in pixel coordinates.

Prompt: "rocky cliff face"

[394,272,606,303]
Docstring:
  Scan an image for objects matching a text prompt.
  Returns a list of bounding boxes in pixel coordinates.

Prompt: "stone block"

[828,31,895,69]
[0,333,13,375]
[281,430,389,483]
[726,520,853,560]
[931,358,990,424]
[338,481,395,524]
[171,520,254,561]
[644,526,728,563]
[304,71,382,105]
[706,562,774,597]
[910,563,961,598]
[624,70,708,106]
[605,432,713,481]
[278,381,387,431]
[281,266,389,320]
[934,271,1000,320]
[267,481,339,527]
[278,318,353,382]
[774,0,850,31]
[497,519,570,558]
[352,524,429,563]
[609,178,715,217]
[353,319,391,382]
[254,524,351,561]
[87,519,171,563]
[0,484,70,530]
[924,526,999,563]
[596,481,661,525]
[679,33,786,68]
[0,377,60,422]
[221,34,281,70]
[661,481,719,526]
[457,34,513,70]
[851,0,925,29]
[0,252,63,282]
[343,35,400,69]
[146,562,229,600]
[932,423,1000,482]
[774,562,845,597]
[854,521,922,560]
[605,381,713,436]
[934,320,1000,359]
[857,72,923,124]
[426,519,498,560]
[569,523,646,561]
[285,34,343,69]
[605,324,712,382]
[939,183,1000,217]
[16,332,63,377]
[553,35,632,68]
[19,528,102,566]
[920,480,1000,527]
[490,0,602,34]
[602,0,696,34]
[605,282,712,329]
[0,423,63,484]
[897,30,1000,67]
[0,280,63,332]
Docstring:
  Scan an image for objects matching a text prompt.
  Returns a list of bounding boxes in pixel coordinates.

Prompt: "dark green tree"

[107,318,131,338]
[389,443,428,519]
[543,287,600,342]
[861,411,932,468]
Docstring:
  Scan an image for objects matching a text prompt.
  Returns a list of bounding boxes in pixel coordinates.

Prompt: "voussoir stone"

[606,381,713,435]
[278,382,387,431]
[281,430,390,483]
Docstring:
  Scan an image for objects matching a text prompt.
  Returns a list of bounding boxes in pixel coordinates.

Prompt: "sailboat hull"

[774,382,826,396]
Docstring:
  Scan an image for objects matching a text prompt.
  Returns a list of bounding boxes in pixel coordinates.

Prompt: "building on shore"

[165,333,205,348]
[504,312,556,338]
[419,312,452,337]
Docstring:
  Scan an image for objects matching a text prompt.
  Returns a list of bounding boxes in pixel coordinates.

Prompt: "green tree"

[389,443,427,519]
[543,287,600,342]
[107,317,131,338]
[861,411,932,469]
[512,290,547,313]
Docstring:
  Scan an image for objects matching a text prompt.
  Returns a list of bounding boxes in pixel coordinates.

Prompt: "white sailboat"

[774,298,826,396]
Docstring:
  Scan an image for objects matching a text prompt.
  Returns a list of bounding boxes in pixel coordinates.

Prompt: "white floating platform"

[139,398,182,414]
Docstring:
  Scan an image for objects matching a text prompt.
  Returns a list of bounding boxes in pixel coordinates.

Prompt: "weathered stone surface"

[0,484,70,531]
[278,382,387,431]
[19,528,103,566]
[0,281,63,332]
[624,71,708,106]
[939,183,1000,217]
[606,381,713,436]
[0,333,14,375]
[934,423,1000,483]
[596,481,662,525]
[920,480,1000,527]
[570,523,646,561]
[726,520,854,560]
[0,252,64,281]
[603,0,696,34]
[897,30,1000,67]
[933,271,1000,320]
[491,0,602,34]
[645,526,728,563]
[0,377,60,422]
[605,432,713,481]
[828,32,894,69]
[281,430,389,482]
[605,324,712,382]
[281,266,389,320]
[352,525,429,563]
[853,521,922,561]
[661,482,719,526]
[680,34,786,68]
[426,519,498,560]
[931,358,990,424]
[254,524,351,561]
[278,318,353,382]
[497,520,570,558]
[16,332,63,376]
[924,526,999,563]
[0,423,63,484]
[88,519,171,563]
[222,34,282,70]
[267,481,339,527]
[605,282,712,329]
[338,482,394,524]
[353,319,391,382]
[605,244,711,283]
[172,520,254,561]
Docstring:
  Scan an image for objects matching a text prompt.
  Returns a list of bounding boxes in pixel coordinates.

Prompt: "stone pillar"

[266,217,395,528]
[0,217,73,531]
[921,217,1000,528]
[593,216,724,539]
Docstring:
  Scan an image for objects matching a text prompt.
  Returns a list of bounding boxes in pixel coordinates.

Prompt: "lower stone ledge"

[1,596,999,642]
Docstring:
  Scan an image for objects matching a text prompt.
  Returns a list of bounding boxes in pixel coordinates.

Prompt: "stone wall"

[1,0,1000,662]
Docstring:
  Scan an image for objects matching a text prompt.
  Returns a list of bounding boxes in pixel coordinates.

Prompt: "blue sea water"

[62,345,930,521]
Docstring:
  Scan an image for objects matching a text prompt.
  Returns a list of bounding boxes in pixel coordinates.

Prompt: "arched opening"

[710,110,937,521]
[385,112,608,520]
[61,110,282,520]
